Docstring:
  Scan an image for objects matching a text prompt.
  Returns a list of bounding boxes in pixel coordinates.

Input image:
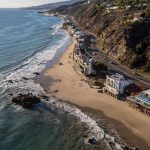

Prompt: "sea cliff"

[48,0,150,73]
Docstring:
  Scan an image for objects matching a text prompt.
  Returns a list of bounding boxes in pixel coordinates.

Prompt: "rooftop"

[128,89,150,109]
[107,73,126,81]
[142,89,150,97]
[135,93,150,108]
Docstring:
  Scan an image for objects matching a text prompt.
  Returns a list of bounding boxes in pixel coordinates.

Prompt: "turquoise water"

[0,9,109,150]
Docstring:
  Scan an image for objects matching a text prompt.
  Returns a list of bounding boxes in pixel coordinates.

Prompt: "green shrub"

[93,62,108,74]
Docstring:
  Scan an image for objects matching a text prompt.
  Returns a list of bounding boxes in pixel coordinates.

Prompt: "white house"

[103,73,133,98]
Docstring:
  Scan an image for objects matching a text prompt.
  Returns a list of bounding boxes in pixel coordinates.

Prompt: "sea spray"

[0,31,70,97]
[46,97,105,140]
[42,96,125,150]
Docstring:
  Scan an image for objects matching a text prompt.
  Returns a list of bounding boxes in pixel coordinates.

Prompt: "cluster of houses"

[103,73,150,115]
[93,0,148,14]
[73,32,98,75]
[63,16,98,76]
[63,15,150,116]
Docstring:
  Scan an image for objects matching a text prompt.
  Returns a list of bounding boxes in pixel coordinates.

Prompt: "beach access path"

[44,38,150,149]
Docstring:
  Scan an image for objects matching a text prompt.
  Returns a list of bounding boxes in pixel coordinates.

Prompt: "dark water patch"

[0,95,109,150]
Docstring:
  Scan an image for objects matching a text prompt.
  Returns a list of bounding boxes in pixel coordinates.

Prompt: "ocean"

[0,9,110,150]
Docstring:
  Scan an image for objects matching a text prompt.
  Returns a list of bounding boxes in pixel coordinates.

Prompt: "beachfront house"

[73,46,94,75]
[74,54,94,75]
[127,89,150,115]
[128,89,150,108]
[68,26,76,35]
[103,73,133,98]
[135,89,150,108]
[75,43,84,50]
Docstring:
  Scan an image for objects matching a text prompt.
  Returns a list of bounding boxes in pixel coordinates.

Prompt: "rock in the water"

[8,80,13,83]
[22,77,29,80]
[40,95,49,101]
[88,138,98,145]
[12,93,41,109]
[49,27,54,30]
[38,11,44,14]
[33,72,40,75]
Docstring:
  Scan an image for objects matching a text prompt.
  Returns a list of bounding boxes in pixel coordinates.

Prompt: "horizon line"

[0,0,71,9]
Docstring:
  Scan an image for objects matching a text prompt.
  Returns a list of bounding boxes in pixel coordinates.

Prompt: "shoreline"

[33,29,71,89]
[36,34,150,149]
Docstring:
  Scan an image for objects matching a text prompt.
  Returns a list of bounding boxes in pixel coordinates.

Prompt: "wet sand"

[39,37,150,149]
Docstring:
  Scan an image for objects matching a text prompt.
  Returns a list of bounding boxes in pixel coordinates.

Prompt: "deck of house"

[127,94,150,116]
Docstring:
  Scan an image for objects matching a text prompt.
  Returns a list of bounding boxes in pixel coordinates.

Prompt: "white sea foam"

[0,28,70,96]
[12,105,24,112]
[0,18,124,149]
[46,97,105,141]
[44,97,126,150]
[0,101,7,111]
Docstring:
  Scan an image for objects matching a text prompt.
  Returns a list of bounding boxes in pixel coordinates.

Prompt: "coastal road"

[68,15,150,88]
[98,52,150,88]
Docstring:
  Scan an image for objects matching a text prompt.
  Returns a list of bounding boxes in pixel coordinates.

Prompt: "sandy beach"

[41,37,150,149]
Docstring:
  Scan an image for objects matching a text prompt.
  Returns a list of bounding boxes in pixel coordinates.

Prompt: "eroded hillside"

[49,0,150,72]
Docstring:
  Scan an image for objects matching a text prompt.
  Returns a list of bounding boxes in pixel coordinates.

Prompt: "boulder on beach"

[12,93,41,109]
[53,90,58,93]
[59,62,63,65]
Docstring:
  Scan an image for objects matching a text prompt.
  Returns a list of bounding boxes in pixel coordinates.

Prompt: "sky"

[0,0,68,8]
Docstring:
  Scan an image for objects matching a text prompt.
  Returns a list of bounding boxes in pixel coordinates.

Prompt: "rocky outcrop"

[12,93,41,108]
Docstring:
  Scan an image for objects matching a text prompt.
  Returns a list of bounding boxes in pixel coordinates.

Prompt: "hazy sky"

[0,0,68,8]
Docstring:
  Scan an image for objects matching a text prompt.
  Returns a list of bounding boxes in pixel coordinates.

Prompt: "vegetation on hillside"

[50,0,150,73]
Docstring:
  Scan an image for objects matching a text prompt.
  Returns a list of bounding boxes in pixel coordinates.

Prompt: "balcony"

[136,95,150,107]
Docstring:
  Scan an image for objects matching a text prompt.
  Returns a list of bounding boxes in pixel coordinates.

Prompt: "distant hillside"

[24,0,85,10]
[49,0,150,73]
